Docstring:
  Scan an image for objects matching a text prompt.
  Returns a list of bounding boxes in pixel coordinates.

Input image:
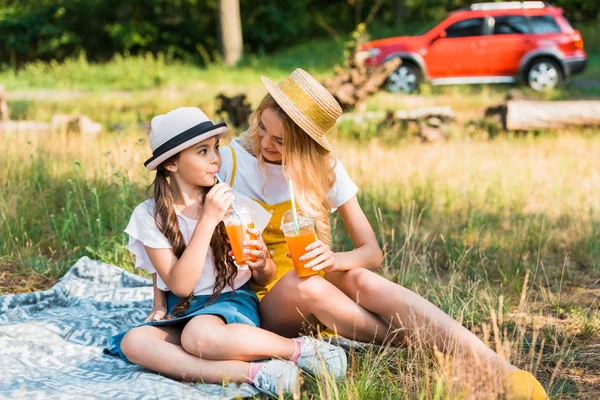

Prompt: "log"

[338,106,456,143]
[323,58,401,111]
[506,100,600,130]
[338,106,456,124]
[51,114,102,136]
[216,93,252,128]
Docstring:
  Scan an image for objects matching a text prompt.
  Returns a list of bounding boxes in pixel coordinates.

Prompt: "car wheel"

[526,59,562,92]
[386,63,420,94]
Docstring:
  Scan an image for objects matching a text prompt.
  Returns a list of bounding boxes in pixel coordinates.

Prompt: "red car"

[357,1,587,93]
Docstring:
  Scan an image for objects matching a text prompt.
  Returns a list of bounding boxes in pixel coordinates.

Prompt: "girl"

[105,107,347,397]
[149,73,547,400]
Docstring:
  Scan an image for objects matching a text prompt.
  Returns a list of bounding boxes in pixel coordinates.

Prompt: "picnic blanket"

[0,256,261,399]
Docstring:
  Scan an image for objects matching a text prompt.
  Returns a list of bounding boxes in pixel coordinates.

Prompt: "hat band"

[278,77,335,134]
[144,121,226,167]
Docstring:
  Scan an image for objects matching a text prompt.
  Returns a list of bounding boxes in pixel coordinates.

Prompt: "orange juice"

[225,222,258,265]
[285,226,319,278]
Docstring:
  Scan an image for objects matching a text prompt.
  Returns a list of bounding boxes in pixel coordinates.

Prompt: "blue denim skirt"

[104,282,260,362]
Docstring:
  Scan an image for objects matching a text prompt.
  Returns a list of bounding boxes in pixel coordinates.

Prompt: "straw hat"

[261,68,342,152]
[144,107,227,170]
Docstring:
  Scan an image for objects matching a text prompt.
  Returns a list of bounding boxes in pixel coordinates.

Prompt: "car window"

[493,15,531,34]
[445,18,485,38]
[530,15,561,34]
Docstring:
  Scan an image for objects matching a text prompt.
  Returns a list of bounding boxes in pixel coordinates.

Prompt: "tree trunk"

[0,85,9,121]
[217,0,243,66]
[395,0,404,24]
[506,100,600,130]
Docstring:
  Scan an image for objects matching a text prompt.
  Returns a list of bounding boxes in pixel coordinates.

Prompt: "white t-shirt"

[125,196,270,295]
[220,139,358,210]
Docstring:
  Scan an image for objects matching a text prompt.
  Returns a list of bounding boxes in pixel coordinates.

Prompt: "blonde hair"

[241,94,336,245]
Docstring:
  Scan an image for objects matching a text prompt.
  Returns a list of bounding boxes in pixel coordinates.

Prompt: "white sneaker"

[252,359,300,398]
[295,336,348,379]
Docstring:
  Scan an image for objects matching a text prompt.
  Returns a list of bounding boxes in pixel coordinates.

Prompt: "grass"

[2,128,600,398]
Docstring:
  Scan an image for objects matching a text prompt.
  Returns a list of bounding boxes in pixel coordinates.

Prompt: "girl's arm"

[144,183,234,297]
[301,196,383,273]
[145,273,168,322]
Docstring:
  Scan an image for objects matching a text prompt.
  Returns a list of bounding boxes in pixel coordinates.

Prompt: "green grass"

[2,129,600,398]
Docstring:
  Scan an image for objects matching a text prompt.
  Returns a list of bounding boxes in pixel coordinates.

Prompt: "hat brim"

[145,124,228,171]
[261,76,332,152]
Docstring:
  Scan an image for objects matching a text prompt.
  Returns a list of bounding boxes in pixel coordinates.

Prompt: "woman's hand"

[144,305,167,322]
[299,240,337,273]
[243,228,268,271]
[200,183,234,227]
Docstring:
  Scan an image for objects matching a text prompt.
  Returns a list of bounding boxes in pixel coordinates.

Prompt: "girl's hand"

[299,240,337,273]
[243,228,268,271]
[200,183,234,226]
[145,305,167,322]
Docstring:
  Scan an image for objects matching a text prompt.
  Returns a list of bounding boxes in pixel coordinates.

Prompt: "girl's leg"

[180,314,296,361]
[181,314,347,380]
[324,268,513,370]
[259,271,400,344]
[120,325,249,383]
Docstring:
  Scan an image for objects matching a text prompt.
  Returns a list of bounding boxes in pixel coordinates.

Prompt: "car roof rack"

[469,2,548,11]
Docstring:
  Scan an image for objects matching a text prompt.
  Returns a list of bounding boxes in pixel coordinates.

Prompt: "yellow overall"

[225,145,295,300]
[225,145,336,335]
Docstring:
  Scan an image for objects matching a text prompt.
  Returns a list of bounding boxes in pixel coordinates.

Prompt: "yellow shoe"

[505,370,548,400]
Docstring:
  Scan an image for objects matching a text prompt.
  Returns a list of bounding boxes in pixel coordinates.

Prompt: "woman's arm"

[331,196,383,271]
[301,196,383,273]
[242,228,277,285]
[251,257,277,285]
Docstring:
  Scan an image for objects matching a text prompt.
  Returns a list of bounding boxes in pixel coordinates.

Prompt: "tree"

[217,0,243,66]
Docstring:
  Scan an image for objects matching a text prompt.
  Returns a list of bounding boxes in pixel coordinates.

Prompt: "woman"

[149,70,547,400]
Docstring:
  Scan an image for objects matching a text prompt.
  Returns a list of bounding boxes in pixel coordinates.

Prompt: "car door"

[424,17,487,78]
[478,14,532,76]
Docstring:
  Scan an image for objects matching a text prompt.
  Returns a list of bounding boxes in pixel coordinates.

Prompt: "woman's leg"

[260,271,400,344]
[180,314,295,361]
[120,325,250,383]
[324,268,513,370]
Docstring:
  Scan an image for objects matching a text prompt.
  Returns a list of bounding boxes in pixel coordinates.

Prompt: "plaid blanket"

[0,257,259,399]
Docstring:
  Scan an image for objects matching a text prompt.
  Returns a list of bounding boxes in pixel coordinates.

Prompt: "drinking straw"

[215,173,242,221]
[287,179,300,235]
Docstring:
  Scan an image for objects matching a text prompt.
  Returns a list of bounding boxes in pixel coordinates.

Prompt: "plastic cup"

[223,200,258,266]
[280,210,319,278]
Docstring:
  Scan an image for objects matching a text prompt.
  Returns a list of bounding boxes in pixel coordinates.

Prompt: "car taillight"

[573,32,584,49]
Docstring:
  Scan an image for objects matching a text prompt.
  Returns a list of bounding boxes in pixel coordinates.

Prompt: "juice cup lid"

[280,209,313,233]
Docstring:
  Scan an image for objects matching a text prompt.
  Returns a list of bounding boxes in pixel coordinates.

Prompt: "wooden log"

[51,114,102,135]
[506,100,600,130]
[323,58,401,111]
[338,106,456,124]
[216,93,252,128]
[338,106,456,143]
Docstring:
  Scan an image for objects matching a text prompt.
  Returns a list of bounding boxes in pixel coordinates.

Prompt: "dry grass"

[1,127,600,398]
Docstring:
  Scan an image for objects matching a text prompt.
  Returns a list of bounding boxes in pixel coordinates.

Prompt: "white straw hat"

[261,68,342,152]
[144,107,228,170]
